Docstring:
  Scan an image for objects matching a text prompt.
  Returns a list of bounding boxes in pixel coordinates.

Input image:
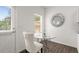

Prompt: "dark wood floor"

[20,40,78,53]
[41,40,78,53]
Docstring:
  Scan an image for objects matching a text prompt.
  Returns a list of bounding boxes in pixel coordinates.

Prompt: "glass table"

[34,33,56,53]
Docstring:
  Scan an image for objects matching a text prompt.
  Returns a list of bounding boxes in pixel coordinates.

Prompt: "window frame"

[0,6,14,33]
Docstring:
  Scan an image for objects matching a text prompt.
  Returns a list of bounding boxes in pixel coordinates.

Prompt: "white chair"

[23,32,43,53]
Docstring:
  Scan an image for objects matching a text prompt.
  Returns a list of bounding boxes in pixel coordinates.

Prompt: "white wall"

[15,6,44,52]
[0,33,15,53]
[45,7,78,48]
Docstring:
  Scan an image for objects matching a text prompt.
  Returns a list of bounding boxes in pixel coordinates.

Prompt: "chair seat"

[34,41,43,52]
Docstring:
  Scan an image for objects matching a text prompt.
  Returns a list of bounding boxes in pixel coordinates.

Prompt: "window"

[34,14,43,38]
[34,14,42,33]
[0,6,11,31]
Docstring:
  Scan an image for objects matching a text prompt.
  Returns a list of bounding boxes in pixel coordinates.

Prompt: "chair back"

[23,32,36,53]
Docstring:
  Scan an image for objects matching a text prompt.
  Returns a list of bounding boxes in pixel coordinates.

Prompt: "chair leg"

[41,48,43,53]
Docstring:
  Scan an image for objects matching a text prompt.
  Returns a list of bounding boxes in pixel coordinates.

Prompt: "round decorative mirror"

[51,13,65,27]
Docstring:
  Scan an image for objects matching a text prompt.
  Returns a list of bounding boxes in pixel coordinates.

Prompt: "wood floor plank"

[41,40,78,53]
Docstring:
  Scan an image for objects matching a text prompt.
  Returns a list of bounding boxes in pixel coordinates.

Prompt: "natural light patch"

[0,6,11,30]
[34,14,42,33]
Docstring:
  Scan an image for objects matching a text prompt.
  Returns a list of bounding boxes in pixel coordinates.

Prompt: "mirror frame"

[51,13,65,27]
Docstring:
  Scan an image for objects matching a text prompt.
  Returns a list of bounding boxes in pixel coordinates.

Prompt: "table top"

[35,36,56,39]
